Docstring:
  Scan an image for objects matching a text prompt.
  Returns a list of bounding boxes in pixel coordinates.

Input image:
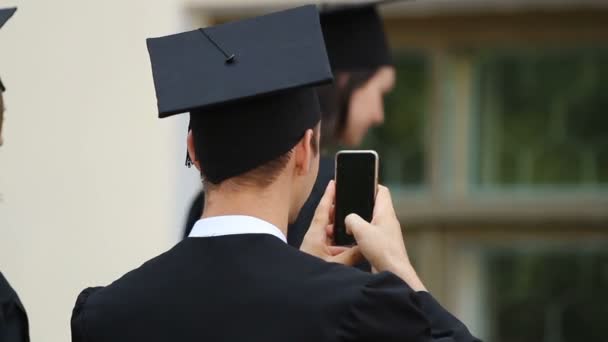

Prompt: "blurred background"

[1,0,607,341]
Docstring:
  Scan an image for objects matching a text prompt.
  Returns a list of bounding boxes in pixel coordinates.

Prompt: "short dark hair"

[202,124,320,190]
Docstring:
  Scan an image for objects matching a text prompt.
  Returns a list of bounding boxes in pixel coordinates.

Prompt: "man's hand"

[300,181,362,266]
[345,185,427,291]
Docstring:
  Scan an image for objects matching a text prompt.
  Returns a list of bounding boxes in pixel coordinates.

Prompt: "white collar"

[188,215,287,243]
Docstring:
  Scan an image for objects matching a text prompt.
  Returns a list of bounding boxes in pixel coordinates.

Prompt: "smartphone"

[334,150,379,246]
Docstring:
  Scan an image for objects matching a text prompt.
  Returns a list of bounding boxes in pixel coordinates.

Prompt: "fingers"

[327,245,349,256]
[311,181,335,229]
[325,224,334,238]
[373,185,396,223]
[329,246,363,266]
[319,180,335,212]
[344,213,369,241]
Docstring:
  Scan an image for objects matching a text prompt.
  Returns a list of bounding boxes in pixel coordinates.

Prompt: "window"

[485,242,608,342]
[473,48,608,188]
[379,9,608,342]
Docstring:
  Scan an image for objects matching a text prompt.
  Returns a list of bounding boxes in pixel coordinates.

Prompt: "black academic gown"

[181,159,480,342]
[0,273,30,342]
[72,234,479,342]
[288,158,480,341]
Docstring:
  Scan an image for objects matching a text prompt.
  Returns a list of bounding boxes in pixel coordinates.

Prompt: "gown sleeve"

[71,287,102,342]
[414,291,482,342]
[338,272,432,342]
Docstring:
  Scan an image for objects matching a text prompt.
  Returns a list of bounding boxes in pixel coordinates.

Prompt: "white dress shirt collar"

[188,215,287,243]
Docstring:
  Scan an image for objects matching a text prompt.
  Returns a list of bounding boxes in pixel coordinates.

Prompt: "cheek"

[355,97,383,131]
[348,90,373,127]
[312,153,320,174]
[374,92,386,118]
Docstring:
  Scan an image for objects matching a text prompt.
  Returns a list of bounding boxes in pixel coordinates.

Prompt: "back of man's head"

[146,6,333,221]
[201,125,320,189]
[187,122,321,222]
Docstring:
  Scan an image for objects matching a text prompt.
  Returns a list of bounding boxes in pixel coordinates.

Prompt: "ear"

[186,131,202,171]
[294,128,314,176]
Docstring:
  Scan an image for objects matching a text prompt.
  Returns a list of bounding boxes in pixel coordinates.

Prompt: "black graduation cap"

[320,1,402,71]
[146,5,333,184]
[0,7,16,29]
[0,7,17,92]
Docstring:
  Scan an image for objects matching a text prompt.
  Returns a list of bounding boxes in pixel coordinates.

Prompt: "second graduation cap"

[1,7,17,92]
[0,7,16,29]
[147,5,333,184]
[320,1,396,71]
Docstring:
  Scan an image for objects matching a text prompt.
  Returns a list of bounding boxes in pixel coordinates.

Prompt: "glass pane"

[362,51,429,187]
[474,48,608,187]
[485,244,608,342]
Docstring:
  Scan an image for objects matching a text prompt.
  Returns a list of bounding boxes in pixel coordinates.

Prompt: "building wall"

[0,1,201,341]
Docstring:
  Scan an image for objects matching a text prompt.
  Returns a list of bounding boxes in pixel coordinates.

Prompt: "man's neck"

[201,182,291,236]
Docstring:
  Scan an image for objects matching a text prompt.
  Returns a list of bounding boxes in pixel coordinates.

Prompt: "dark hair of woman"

[317,70,376,149]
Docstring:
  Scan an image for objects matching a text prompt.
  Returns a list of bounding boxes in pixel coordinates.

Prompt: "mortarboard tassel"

[186,153,193,168]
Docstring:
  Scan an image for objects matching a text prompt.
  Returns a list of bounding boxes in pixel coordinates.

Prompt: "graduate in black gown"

[288,2,398,248]
[71,6,478,341]
[1,8,30,342]
[183,2,396,246]
[178,4,480,341]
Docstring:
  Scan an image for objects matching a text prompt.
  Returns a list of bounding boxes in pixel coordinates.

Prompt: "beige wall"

[0,0,203,341]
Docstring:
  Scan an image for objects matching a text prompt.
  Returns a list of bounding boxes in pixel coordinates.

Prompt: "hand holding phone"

[343,186,427,291]
[334,150,378,246]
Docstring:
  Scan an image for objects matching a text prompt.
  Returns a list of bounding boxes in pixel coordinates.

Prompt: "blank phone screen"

[334,152,377,246]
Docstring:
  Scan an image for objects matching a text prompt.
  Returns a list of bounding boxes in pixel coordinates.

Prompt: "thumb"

[310,181,336,231]
[345,214,370,241]
[327,246,349,256]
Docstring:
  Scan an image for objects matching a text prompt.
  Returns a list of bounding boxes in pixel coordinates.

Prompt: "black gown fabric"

[72,234,479,342]
[180,160,480,342]
[0,273,30,342]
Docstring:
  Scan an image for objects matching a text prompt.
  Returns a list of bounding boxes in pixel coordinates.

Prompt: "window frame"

[382,9,608,223]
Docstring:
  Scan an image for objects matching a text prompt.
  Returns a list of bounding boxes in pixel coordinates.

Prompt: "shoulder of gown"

[413,291,482,342]
[0,272,30,342]
[71,286,104,342]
